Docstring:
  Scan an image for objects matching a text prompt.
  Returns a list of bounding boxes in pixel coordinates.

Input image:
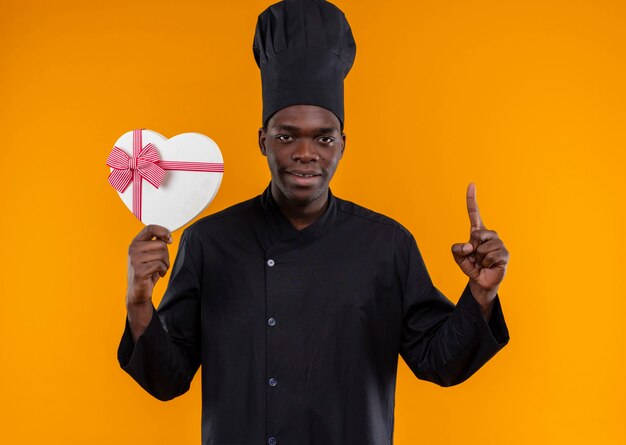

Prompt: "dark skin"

[258,104,346,230]
[126,105,509,342]
[125,224,172,343]
[451,183,510,320]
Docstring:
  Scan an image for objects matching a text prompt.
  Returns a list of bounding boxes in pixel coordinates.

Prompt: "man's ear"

[340,132,347,157]
[258,127,267,156]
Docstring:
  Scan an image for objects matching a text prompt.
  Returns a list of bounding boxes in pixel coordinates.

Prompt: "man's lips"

[285,170,322,178]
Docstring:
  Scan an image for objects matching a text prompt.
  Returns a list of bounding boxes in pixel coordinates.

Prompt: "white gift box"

[107,129,224,232]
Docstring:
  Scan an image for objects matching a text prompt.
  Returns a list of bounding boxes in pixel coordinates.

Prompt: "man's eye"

[276,135,293,142]
[318,136,334,144]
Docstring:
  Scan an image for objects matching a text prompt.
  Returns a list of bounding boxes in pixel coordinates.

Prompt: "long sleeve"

[399,235,509,387]
[117,228,203,401]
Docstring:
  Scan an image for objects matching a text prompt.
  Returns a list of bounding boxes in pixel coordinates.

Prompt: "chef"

[118,1,510,444]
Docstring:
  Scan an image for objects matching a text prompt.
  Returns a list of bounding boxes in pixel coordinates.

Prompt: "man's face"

[258,104,346,207]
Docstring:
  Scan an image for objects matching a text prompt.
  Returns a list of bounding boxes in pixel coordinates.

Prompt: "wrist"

[125,296,152,308]
[126,300,154,343]
[469,281,498,309]
[125,286,152,307]
[469,280,498,304]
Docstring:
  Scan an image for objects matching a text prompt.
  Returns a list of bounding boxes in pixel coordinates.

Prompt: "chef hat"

[253,0,356,128]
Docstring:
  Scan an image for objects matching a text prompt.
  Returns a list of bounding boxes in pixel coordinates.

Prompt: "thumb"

[451,242,474,263]
[451,242,480,280]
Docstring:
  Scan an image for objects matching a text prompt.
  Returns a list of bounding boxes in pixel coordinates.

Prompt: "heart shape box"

[108,129,224,232]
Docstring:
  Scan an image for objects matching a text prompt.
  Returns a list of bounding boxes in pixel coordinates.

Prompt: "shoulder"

[334,196,414,241]
[181,195,260,240]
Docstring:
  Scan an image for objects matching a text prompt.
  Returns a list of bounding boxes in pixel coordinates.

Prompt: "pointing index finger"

[466,182,485,232]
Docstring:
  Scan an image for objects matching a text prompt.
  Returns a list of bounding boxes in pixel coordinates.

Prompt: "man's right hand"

[126,224,172,342]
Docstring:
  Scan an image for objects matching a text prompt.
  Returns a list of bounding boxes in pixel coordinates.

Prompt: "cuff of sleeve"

[117,304,165,370]
[456,283,510,347]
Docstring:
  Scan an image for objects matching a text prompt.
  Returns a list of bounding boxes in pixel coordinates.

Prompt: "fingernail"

[167,234,173,243]
[463,243,473,254]
[469,255,476,262]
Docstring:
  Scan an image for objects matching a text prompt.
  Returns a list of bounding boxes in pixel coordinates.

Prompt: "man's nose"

[292,140,319,162]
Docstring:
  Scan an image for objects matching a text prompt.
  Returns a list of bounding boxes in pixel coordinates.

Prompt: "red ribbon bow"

[106,142,166,193]
[106,129,224,221]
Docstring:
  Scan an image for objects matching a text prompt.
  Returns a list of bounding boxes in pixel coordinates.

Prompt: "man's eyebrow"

[315,127,339,134]
[273,125,338,134]
[275,125,300,132]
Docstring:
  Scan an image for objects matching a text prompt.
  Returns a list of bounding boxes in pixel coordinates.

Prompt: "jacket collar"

[258,182,338,253]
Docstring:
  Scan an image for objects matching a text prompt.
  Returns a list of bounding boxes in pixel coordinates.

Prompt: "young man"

[118,1,510,444]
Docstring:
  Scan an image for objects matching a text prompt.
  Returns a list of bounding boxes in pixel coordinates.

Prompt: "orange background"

[1,0,624,443]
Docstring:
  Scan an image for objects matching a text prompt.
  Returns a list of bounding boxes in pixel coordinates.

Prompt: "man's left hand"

[451,183,510,316]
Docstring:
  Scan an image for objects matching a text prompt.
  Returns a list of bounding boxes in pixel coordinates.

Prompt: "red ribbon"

[107,143,165,192]
[106,129,224,221]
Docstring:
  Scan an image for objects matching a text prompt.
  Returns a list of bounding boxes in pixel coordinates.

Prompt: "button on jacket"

[118,185,509,445]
